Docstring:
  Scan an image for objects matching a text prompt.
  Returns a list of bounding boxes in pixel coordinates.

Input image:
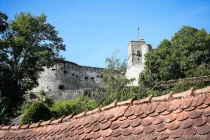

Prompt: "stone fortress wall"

[33,39,152,99]
[32,61,105,99]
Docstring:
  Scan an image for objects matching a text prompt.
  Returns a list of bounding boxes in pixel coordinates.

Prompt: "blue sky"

[1,0,210,68]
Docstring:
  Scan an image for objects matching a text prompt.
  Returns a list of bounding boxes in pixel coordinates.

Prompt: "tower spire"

[138,25,140,41]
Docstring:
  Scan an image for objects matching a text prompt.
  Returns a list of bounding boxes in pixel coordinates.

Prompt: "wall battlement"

[61,61,104,72]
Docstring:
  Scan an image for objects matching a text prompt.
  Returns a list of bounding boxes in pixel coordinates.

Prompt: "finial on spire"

[138,25,140,41]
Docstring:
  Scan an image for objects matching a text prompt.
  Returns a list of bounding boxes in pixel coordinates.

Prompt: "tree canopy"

[0,12,8,34]
[139,26,210,92]
[0,12,65,116]
[94,50,135,105]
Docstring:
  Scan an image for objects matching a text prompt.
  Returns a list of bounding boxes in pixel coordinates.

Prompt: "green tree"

[139,26,210,93]
[0,12,14,118]
[94,50,134,105]
[0,12,9,63]
[20,102,52,125]
[0,12,65,116]
[0,12,8,33]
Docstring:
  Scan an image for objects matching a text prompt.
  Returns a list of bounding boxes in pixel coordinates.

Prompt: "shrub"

[43,97,54,107]
[50,96,98,118]
[94,85,150,106]
[16,103,31,117]
[20,102,52,125]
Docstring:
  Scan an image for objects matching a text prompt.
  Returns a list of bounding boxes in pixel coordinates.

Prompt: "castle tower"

[142,44,151,63]
[128,40,145,67]
[126,39,151,86]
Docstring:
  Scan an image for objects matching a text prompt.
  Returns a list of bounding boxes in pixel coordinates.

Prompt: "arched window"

[137,51,141,57]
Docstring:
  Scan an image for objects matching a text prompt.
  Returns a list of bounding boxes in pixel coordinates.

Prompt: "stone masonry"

[32,39,151,99]
[32,61,105,99]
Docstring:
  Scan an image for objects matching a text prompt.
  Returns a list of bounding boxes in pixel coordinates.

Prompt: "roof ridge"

[1,86,210,131]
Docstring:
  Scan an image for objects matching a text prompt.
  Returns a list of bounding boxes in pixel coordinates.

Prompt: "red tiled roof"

[1,86,210,139]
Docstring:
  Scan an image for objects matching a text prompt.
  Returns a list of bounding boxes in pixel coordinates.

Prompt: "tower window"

[58,85,64,90]
[91,77,95,82]
[85,77,88,81]
[137,51,141,57]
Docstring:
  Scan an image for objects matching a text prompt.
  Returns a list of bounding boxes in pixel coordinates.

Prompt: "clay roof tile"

[39,118,54,126]
[73,109,89,119]
[62,114,73,122]
[1,86,210,139]
[117,97,136,106]
[151,91,174,102]
[101,100,118,111]
[133,95,152,104]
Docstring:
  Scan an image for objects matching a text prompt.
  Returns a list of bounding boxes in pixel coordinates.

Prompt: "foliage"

[94,50,134,105]
[0,12,65,116]
[0,12,8,33]
[139,26,210,94]
[28,92,37,100]
[37,89,45,100]
[0,96,9,124]
[172,82,207,93]
[0,65,26,116]
[115,86,149,101]
[0,106,7,124]
[43,97,54,107]
[20,102,52,125]
[16,103,31,116]
[49,96,98,118]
